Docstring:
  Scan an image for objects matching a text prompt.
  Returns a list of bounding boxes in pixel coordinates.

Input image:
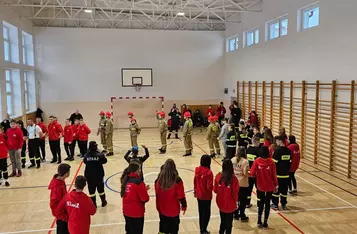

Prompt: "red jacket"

[263,140,272,148]
[194,166,213,200]
[216,106,226,117]
[56,190,96,234]
[6,127,24,150]
[250,157,278,192]
[205,108,215,117]
[269,145,275,158]
[122,172,150,218]
[48,175,68,221]
[48,122,63,141]
[38,122,47,140]
[213,172,239,213]
[167,119,172,128]
[155,177,186,217]
[63,125,74,143]
[72,124,80,140]
[288,144,300,172]
[0,133,7,159]
[78,124,91,141]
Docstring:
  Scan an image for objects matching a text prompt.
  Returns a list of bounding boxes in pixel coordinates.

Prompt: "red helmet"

[99,111,105,115]
[158,111,165,118]
[184,111,191,118]
[130,118,136,122]
[105,111,111,117]
[127,111,134,116]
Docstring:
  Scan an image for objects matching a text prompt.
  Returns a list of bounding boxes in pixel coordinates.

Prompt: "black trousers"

[39,139,46,160]
[226,146,236,159]
[288,172,297,191]
[21,142,27,166]
[78,140,88,155]
[28,139,41,166]
[49,140,61,162]
[257,190,272,222]
[235,186,249,217]
[0,158,8,180]
[64,143,73,157]
[124,215,144,234]
[56,219,69,234]
[197,199,211,233]
[159,215,180,234]
[87,177,106,205]
[71,140,80,155]
[247,177,256,205]
[219,211,234,234]
[272,178,289,206]
[218,116,224,126]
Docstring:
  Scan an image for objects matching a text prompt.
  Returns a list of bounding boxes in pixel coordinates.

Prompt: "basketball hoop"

[134,84,142,92]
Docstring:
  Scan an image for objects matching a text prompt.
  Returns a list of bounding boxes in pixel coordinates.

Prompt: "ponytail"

[120,163,140,198]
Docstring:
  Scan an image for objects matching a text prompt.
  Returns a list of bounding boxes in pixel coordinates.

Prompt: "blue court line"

[105,166,194,197]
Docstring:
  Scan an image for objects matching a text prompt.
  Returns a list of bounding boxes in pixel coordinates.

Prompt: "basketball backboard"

[122,68,153,87]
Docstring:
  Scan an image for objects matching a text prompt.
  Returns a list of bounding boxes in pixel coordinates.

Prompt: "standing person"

[78,119,91,158]
[97,111,107,153]
[263,128,274,147]
[0,127,10,186]
[194,155,213,234]
[157,111,168,154]
[232,147,249,221]
[48,163,71,234]
[155,159,187,234]
[105,111,114,156]
[205,105,215,118]
[56,176,96,234]
[27,118,43,168]
[1,113,11,133]
[252,126,264,146]
[129,118,141,147]
[271,136,291,210]
[6,120,24,177]
[63,119,74,161]
[127,111,134,119]
[168,104,181,139]
[230,101,242,130]
[217,102,227,126]
[182,111,193,156]
[246,136,261,208]
[17,121,28,169]
[250,146,278,228]
[218,118,230,159]
[124,145,149,181]
[71,119,81,157]
[214,159,239,234]
[279,127,288,146]
[287,135,300,195]
[35,107,44,122]
[206,116,221,157]
[121,162,150,234]
[69,109,83,125]
[226,124,237,160]
[36,117,47,161]
[84,141,108,208]
[48,116,63,164]
[238,122,250,149]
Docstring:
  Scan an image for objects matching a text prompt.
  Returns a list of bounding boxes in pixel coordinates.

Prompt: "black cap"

[58,163,71,176]
[88,141,98,151]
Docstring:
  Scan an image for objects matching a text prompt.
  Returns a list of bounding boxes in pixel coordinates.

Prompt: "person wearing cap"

[105,111,114,156]
[83,141,108,208]
[157,111,168,154]
[271,135,291,210]
[48,163,71,234]
[124,145,149,181]
[206,116,221,158]
[182,111,193,156]
[97,111,107,153]
[129,118,141,147]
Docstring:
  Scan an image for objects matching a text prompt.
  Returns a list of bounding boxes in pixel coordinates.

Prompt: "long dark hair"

[219,159,234,186]
[264,128,273,143]
[17,120,25,129]
[200,155,211,169]
[120,162,140,197]
[158,159,178,190]
[236,147,247,162]
[289,135,296,144]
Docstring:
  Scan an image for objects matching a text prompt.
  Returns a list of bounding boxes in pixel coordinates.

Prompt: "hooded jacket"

[0,133,7,159]
[194,166,213,200]
[63,125,74,143]
[250,157,278,192]
[48,175,68,221]
[213,172,239,213]
[288,143,300,172]
[6,127,24,150]
[48,121,63,141]
[78,124,91,141]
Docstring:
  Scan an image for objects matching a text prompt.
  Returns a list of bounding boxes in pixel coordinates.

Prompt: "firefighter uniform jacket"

[238,131,250,148]
[158,119,168,133]
[246,146,261,168]
[98,118,107,134]
[273,146,292,178]
[129,123,141,136]
[182,119,193,137]
[226,131,237,148]
[105,119,113,135]
[84,151,108,180]
[207,123,220,139]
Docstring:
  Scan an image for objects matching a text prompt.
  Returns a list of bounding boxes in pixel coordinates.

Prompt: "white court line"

[0,200,48,205]
[2,206,356,234]
[296,174,357,208]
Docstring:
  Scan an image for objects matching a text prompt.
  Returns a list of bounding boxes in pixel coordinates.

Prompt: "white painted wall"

[224,0,357,99]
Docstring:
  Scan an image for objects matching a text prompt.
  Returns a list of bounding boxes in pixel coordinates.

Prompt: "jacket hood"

[195,166,211,177]
[68,190,88,200]
[48,175,66,190]
[256,157,274,167]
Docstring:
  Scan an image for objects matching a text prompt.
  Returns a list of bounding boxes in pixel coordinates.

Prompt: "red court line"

[192,141,305,234]
[48,161,84,234]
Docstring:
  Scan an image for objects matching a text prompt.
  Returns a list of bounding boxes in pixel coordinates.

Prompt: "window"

[3,26,10,61]
[243,28,259,48]
[226,35,239,52]
[266,15,288,41]
[298,3,320,31]
[2,21,19,64]
[24,71,36,112]
[22,31,34,66]
[5,69,21,117]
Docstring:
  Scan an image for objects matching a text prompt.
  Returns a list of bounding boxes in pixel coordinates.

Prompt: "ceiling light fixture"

[84,9,93,13]
[177,12,185,16]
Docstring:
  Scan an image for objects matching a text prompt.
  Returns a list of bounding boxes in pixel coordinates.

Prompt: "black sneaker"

[282,205,287,210]
[234,214,240,220]
[102,200,108,207]
[106,152,114,156]
[257,221,263,228]
[28,164,36,169]
[241,216,249,222]
[77,154,82,157]
[50,160,57,164]
[271,204,278,210]
[57,161,62,164]
[41,158,45,162]
[183,153,192,157]
[263,222,269,229]
[69,157,74,161]
[36,165,41,169]
[159,150,166,154]
[101,150,108,154]
[210,153,216,158]
[64,157,70,161]
[5,182,10,187]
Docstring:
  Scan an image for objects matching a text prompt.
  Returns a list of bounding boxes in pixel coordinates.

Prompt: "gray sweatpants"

[9,150,21,173]
[221,139,227,158]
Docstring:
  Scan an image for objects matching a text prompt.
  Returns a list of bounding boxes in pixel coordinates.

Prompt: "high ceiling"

[1,0,262,31]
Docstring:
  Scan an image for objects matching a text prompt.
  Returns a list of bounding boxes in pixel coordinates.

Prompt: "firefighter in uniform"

[129,118,141,147]
[97,111,107,152]
[84,141,108,208]
[105,111,114,156]
[157,111,168,154]
[246,136,261,208]
[272,135,291,210]
[182,111,193,156]
[206,116,221,157]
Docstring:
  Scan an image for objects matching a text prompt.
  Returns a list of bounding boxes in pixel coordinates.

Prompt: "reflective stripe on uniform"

[227,145,236,148]
[29,157,34,160]
[272,159,278,163]
[277,175,289,178]
[36,157,41,160]
[280,194,288,198]
[89,194,96,197]
[99,192,105,196]
[2,170,7,173]
[281,155,291,160]
[257,198,261,201]
[260,138,264,143]
[247,196,251,199]
[21,157,26,159]
[272,194,280,197]
[239,134,248,139]
[247,154,256,161]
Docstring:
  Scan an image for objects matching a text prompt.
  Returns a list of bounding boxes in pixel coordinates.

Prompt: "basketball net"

[134,84,142,92]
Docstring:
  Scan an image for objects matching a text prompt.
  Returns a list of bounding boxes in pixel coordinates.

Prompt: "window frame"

[3,25,11,62]
[265,15,289,41]
[5,69,15,116]
[24,71,30,112]
[226,35,239,52]
[298,2,320,32]
[243,27,259,48]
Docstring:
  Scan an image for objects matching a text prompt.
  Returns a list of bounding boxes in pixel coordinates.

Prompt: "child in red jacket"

[78,119,91,158]
[250,146,278,229]
[194,155,213,234]
[56,175,96,234]
[288,135,300,195]
[63,119,74,161]
[6,120,24,177]
[0,127,9,187]
[214,159,239,234]
[48,163,71,234]
[121,162,150,234]
[48,116,63,164]
[155,159,187,234]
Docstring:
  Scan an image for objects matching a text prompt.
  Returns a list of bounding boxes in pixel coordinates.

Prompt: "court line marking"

[3,206,356,234]
[0,200,48,205]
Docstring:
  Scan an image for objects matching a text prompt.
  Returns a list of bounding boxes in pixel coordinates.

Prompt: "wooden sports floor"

[1,128,357,234]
